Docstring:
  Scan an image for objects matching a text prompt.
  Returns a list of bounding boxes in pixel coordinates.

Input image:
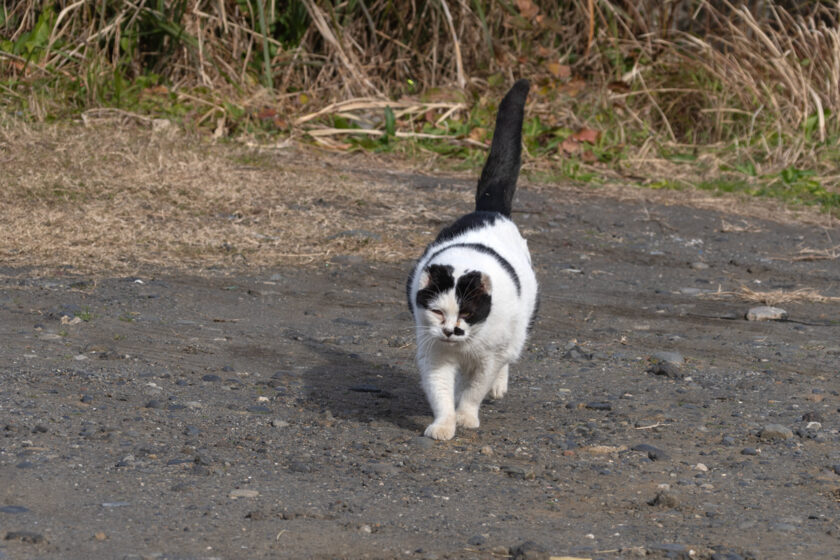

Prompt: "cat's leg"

[489,363,509,400]
[421,362,458,440]
[455,362,498,429]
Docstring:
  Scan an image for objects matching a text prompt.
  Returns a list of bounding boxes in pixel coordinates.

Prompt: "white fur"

[409,217,538,440]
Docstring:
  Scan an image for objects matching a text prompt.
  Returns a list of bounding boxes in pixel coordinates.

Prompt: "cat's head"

[415,264,491,343]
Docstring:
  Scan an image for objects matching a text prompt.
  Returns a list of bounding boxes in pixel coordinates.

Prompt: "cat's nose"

[442,328,453,337]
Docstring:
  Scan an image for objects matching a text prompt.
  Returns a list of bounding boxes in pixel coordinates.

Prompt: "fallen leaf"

[581,149,597,163]
[515,0,539,19]
[608,80,631,93]
[546,61,571,79]
[560,138,580,155]
[572,128,601,144]
[468,127,487,143]
[536,45,554,58]
[141,85,168,96]
[257,107,277,121]
[557,77,586,97]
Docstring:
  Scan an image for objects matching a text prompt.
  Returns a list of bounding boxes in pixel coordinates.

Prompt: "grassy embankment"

[3,0,840,214]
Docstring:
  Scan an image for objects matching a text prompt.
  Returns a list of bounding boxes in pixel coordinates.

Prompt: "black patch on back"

[415,264,455,310]
[456,271,492,325]
[434,211,500,244]
[528,289,540,332]
[426,243,520,295]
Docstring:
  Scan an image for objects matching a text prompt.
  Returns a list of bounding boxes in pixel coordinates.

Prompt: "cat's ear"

[418,268,431,289]
[479,273,492,295]
[419,264,454,290]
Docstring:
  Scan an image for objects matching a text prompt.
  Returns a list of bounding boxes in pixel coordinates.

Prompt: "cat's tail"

[475,79,530,217]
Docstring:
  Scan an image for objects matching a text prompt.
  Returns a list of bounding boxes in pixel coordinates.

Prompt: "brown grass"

[701,286,840,306]
[2,113,837,277]
[0,116,474,275]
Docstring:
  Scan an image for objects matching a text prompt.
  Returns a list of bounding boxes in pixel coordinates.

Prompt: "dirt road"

[1,150,839,559]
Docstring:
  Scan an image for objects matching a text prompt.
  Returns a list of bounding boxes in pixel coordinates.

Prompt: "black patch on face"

[425,243,520,295]
[416,264,455,309]
[455,271,491,325]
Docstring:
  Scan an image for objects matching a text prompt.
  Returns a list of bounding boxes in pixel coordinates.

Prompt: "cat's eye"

[458,312,471,319]
[430,309,444,317]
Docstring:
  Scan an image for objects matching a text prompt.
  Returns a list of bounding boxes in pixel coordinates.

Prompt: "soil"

[1,153,840,560]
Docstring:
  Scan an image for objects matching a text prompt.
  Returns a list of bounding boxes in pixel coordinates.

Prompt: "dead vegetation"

[0,118,469,274]
[701,286,840,306]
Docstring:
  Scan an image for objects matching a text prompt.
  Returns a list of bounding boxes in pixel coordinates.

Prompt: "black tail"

[475,79,529,217]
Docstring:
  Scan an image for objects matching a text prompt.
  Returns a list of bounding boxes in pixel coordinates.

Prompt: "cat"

[406,79,538,440]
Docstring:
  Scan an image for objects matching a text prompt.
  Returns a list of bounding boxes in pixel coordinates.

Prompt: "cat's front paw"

[489,380,507,400]
[424,418,456,440]
[456,409,480,429]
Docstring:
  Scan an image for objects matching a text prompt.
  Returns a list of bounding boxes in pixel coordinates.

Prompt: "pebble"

[741,447,759,456]
[349,384,381,393]
[711,553,745,560]
[501,465,527,478]
[801,411,824,422]
[760,424,794,441]
[4,531,45,544]
[271,419,290,428]
[746,306,788,321]
[467,535,486,546]
[229,489,259,499]
[0,505,29,514]
[832,464,840,476]
[690,262,710,270]
[410,436,434,450]
[563,344,593,360]
[648,543,688,556]
[648,351,685,379]
[509,541,549,560]
[480,446,493,456]
[585,401,612,411]
[201,374,221,382]
[247,405,271,414]
[679,287,702,296]
[289,461,314,473]
[362,462,399,475]
[694,463,709,472]
[768,521,797,532]
[648,491,680,508]
[632,443,668,461]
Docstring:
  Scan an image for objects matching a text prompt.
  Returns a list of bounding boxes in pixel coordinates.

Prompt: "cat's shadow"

[291,330,427,433]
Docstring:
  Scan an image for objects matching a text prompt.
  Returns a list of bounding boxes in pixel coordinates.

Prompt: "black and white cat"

[406,80,538,440]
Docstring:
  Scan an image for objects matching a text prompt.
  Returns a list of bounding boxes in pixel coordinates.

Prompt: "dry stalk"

[701,286,840,305]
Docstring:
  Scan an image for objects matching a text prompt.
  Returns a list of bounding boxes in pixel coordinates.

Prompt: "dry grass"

[1,115,837,276]
[701,286,840,306]
[0,117,472,275]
